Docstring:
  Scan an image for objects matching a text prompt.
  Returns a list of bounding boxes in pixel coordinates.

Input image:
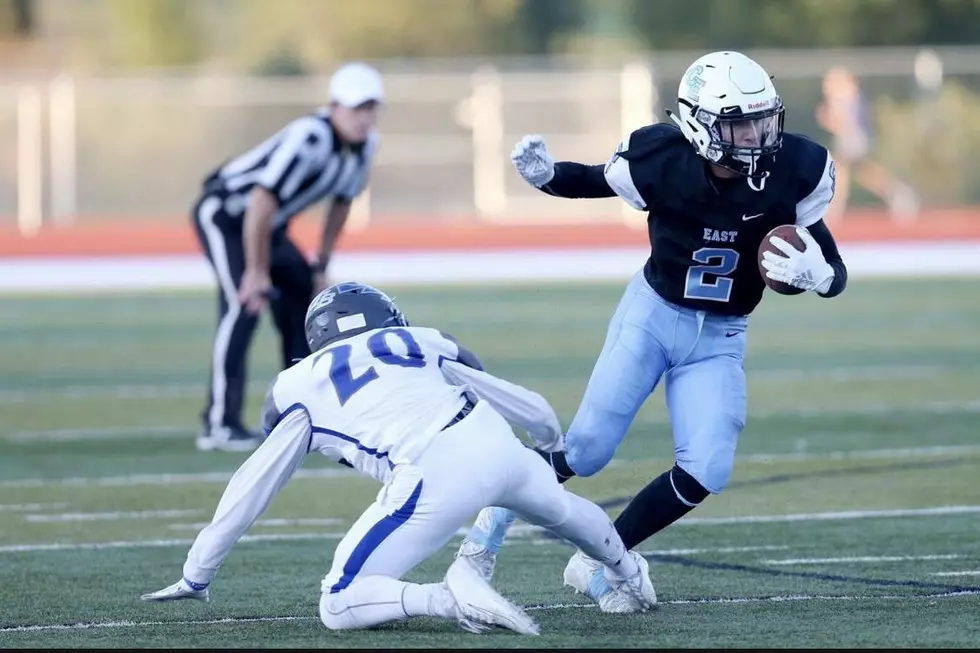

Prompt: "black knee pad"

[671,465,710,505]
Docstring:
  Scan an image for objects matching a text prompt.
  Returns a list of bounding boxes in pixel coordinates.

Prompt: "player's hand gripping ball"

[757,224,808,295]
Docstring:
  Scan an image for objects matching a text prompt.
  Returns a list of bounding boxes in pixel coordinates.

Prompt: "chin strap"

[747,170,769,192]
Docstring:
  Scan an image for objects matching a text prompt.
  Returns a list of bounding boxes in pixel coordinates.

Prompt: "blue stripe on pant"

[329,480,424,594]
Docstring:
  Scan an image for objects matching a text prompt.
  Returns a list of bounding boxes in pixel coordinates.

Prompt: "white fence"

[3,45,978,234]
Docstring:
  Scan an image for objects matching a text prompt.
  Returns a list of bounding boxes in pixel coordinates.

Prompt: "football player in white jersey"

[141,282,656,635]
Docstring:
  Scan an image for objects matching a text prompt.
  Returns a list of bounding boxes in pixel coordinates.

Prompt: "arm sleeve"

[540,163,616,199]
[182,407,311,585]
[440,360,562,449]
[539,129,654,209]
[807,218,848,298]
[796,150,837,228]
[601,130,651,210]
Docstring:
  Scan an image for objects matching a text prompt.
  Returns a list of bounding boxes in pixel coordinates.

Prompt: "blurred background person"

[815,66,920,223]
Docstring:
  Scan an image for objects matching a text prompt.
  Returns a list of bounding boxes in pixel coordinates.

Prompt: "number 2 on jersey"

[318,328,425,405]
[684,247,739,302]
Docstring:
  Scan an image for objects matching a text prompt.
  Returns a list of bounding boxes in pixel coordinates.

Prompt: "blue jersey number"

[684,247,740,302]
[317,328,425,405]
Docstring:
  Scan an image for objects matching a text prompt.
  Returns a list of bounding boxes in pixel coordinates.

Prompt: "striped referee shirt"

[202,109,377,230]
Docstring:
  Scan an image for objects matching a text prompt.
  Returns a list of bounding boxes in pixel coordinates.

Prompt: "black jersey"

[604,123,836,316]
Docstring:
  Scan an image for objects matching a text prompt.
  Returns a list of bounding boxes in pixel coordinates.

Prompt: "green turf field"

[1,278,979,648]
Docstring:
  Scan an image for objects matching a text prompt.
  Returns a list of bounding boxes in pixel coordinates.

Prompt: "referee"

[192,61,383,452]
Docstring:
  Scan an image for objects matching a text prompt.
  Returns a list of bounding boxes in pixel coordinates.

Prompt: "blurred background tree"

[5,0,977,71]
[2,0,979,210]
[875,81,980,205]
[104,0,202,68]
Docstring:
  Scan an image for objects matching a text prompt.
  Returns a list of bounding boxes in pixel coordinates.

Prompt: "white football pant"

[320,400,631,630]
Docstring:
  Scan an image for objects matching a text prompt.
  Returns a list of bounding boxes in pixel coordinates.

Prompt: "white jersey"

[264,326,469,483]
[179,325,564,585]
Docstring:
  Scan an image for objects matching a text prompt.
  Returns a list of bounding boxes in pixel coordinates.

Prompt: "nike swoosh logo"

[742,213,764,221]
[725,331,740,338]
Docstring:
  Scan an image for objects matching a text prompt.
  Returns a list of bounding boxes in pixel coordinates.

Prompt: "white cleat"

[445,556,540,636]
[140,578,210,603]
[563,550,611,600]
[601,551,657,614]
[454,544,498,584]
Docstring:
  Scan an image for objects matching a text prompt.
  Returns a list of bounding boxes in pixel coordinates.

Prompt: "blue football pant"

[565,270,748,493]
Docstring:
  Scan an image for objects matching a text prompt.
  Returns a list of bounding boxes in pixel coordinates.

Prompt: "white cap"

[329,62,385,108]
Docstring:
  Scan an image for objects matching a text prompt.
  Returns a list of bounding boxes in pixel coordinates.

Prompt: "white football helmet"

[666,51,785,187]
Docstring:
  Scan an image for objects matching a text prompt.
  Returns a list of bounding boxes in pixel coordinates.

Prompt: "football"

[758,224,807,295]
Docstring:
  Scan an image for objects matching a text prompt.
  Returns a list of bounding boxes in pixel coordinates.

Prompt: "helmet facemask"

[688,99,785,181]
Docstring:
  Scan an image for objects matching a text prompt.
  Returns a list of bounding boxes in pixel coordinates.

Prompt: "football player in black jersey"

[455,51,849,608]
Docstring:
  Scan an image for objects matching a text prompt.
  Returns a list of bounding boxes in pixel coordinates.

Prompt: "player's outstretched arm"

[141,408,312,602]
[511,134,615,199]
[440,359,563,453]
[541,163,616,199]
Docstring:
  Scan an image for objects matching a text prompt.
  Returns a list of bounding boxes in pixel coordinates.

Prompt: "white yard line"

[605,443,980,469]
[930,571,980,577]
[631,400,980,426]
[7,503,974,554]
[4,441,978,489]
[0,502,68,512]
[25,509,203,523]
[677,505,980,526]
[5,425,192,443]
[0,616,313,633]
[0,381,266,404]
[525,590,980,611]
[3,590,978,633]
[643,545,790,556]
[4,529,786,557]
[451,529,793,558]
[0,467,355,489]
[168,518,342,530]
[12,416,979,447]
[0,364,955,405]
[0,532,347,554]
[0,383,214,403]
[737,443,980,464]
[761,554,965,566]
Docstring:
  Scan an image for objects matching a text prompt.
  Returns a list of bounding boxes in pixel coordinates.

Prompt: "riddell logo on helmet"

[747,100,772,110]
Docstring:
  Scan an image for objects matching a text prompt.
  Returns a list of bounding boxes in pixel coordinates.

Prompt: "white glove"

[140,577,210,603]
[511,134,555,188]
[761,226,835,294]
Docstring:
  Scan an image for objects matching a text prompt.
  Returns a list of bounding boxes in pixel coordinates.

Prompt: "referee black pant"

[192,194,313,432]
